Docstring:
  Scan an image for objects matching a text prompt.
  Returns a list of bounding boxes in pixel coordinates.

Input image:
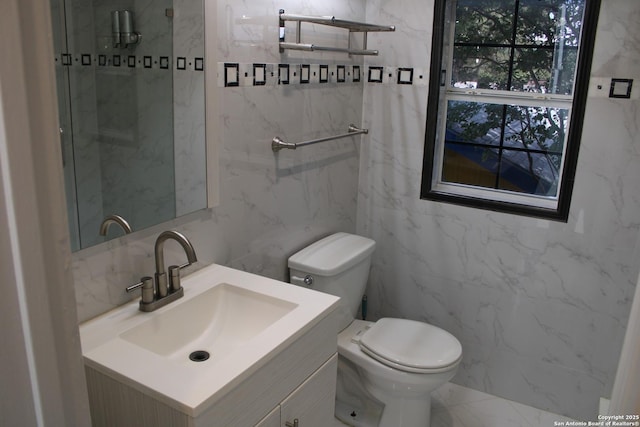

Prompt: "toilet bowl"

[338,319,461,426]
[288,232,463,427]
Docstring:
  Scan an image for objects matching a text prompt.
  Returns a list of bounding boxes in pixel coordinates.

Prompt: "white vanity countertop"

[80,263,339,417]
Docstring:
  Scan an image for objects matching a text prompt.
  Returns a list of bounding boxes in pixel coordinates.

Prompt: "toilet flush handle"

[291,274,314,286]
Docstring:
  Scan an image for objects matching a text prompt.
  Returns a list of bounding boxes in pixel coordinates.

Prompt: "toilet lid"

[359,318,462,373]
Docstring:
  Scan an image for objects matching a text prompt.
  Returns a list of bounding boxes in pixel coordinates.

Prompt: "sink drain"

[189,350,210,362]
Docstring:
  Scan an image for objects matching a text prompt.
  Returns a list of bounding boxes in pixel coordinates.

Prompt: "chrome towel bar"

[272,124,368,152]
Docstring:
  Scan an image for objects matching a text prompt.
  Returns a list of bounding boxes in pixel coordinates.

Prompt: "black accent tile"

[224,63,240,87]
[253,63,267,86]
[300,64,310,84]
[159,56,169,69]
[368,66,384,83]
[127,55,136,68]
[319,64,329,83]
[610,78,633,99]
[113,55,121,67]
[62,53,72,66]
[176,57,186,70]
[81,54,91,66]
[397,67,414,85]
[278,64,290,85]
[98,55,107,66]
[353,65,361,82]
[194,57,204,71]
[143,56,152,68]
[337,65,346,83]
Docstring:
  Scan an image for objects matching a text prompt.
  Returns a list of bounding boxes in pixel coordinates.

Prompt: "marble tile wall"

[357,0,640,421]
[72,0,366,321]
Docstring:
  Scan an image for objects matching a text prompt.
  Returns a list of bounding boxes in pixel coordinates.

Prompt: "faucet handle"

[126,276,154,304]
[168,265,182,293]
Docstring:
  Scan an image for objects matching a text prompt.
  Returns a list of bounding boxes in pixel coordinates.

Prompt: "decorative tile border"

[54,53,204,71]
[217,63,428,88]
[55,55,428,84]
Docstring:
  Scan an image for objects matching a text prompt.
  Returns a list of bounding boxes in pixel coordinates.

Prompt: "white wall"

[358,0,640,420]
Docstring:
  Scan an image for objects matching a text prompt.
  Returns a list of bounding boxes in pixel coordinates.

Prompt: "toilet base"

[335,356,384,426]
[335,399,380,427]
[377,394,432,427]
[336,354,435,427]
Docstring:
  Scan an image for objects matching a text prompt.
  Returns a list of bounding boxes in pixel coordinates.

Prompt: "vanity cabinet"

[84,302,339,427]
[255,408,280,427]
[256,354,337,427]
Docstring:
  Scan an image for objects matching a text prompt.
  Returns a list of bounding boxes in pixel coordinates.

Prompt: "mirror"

[49,0,208,251]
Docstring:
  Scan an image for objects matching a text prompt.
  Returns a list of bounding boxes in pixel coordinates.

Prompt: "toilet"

[288,232,462,427]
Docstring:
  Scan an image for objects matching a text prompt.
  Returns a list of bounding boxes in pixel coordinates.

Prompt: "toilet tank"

[288,233,376,330]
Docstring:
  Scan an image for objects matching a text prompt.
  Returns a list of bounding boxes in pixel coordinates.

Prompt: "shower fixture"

[111,10,141,48]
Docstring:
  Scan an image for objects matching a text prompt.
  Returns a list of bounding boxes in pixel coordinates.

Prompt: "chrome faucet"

[99,214,132,236]
[126,230,198,312]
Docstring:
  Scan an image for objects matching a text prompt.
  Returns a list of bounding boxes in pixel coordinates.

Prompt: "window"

[421,0,601,221]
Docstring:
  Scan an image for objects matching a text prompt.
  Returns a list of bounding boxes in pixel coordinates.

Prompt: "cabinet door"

[280,354,338,427]
[255,406,280,427]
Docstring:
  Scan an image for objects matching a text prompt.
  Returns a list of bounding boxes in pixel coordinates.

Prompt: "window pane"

[517,0,563,46]
[512,48,554,92]
[517,0,585,95]
[452,46,511,90]
[517,0,585,47]
[446,101,504,146]
[503,105,568,153]
[454,0,514,45]
[550,46,579,95]
[498,150,561,196]
[443,101,567,196]
[451,0,585,95]
[443,144,499,188]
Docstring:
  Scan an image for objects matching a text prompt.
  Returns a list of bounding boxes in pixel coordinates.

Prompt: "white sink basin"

[120,283,297,359]
[80,264,339,417]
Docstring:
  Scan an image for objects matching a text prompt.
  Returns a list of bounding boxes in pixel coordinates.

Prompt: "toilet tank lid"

[288,233,376,276]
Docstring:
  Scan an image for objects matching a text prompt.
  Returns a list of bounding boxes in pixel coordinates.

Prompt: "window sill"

[422,187,569,222]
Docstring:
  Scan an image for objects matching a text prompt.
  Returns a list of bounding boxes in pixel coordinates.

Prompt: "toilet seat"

[358,318,462,374]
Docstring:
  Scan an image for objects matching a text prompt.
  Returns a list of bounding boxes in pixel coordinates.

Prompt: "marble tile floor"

[430,383,577,427]
[333,382,577,427]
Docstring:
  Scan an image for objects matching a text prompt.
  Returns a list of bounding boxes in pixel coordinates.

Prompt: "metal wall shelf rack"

[278,10,395,56]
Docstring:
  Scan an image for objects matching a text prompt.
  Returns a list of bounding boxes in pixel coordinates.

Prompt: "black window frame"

[421,0,602,222]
